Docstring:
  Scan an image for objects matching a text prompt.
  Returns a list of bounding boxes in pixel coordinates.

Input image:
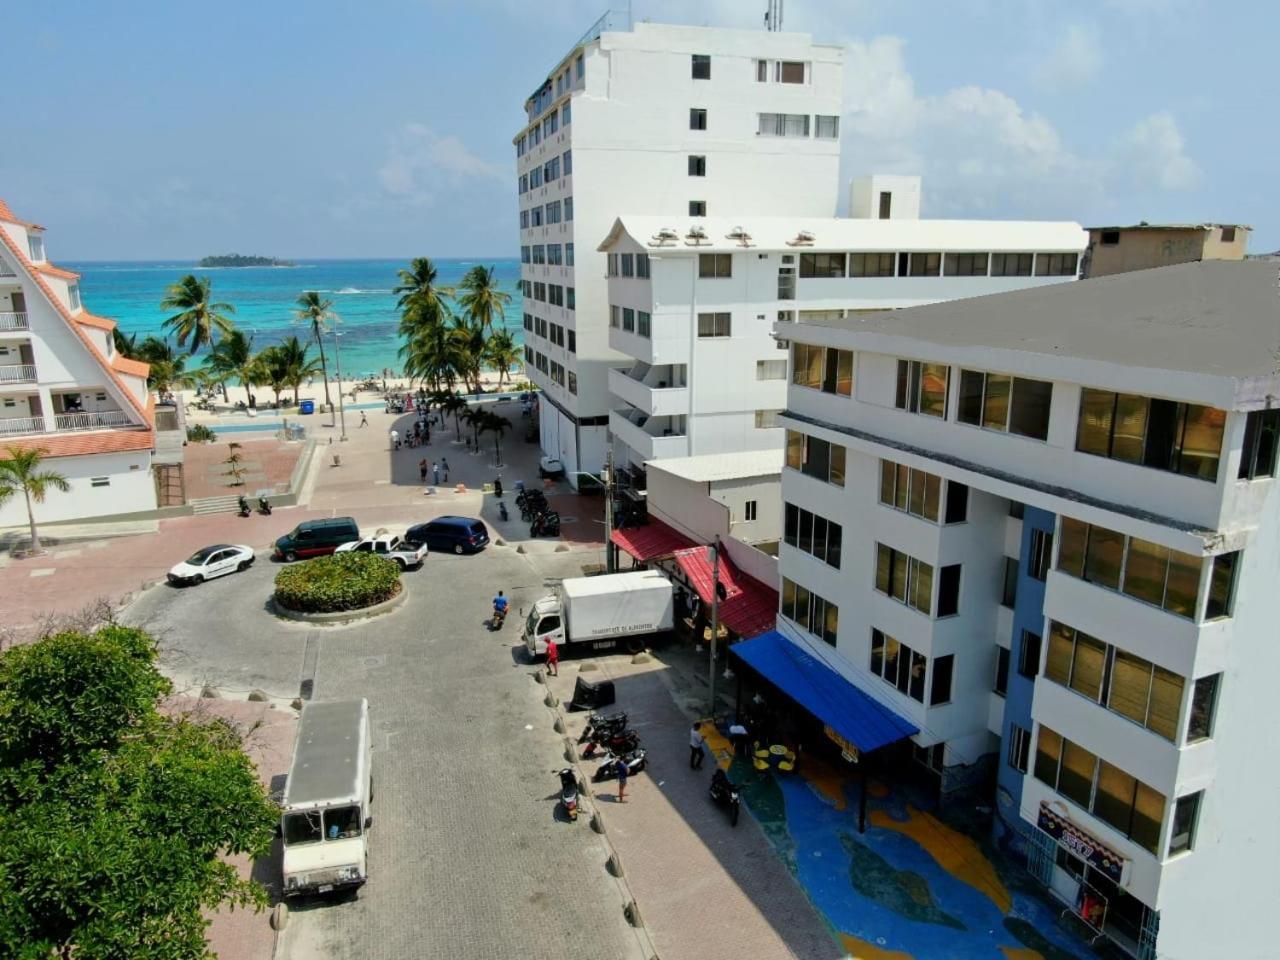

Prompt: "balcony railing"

[0,311,28,330]
[0,416,45,436]
[0,264,16,278]
[0,364,36,383]
[54,410,133,431]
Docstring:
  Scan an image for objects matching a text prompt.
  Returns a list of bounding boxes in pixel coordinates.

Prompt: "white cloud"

[1032,23,1103,89]
[378,123,506,205]
[1120,111,1201,190]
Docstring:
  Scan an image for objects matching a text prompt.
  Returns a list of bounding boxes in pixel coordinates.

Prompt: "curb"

[268,585,406,624]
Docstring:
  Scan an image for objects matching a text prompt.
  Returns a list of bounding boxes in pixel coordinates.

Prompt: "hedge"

[273,552,401,613]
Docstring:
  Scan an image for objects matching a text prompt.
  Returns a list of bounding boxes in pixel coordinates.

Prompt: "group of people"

[420,458,450,486]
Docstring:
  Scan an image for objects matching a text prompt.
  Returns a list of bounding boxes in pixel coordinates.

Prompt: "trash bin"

[299,399,315,415]
[569,676,616,712]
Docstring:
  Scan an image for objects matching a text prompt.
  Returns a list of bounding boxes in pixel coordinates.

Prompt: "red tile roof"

[674,544,778,640]
[2,429,154,459]
[35,262,80,281]
[77,312,117,331]
[0,198,45,231]
[611,518,697,563]
[112,355,150,377]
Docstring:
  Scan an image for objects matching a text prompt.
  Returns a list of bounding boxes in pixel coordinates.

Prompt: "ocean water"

[65,258,524,378]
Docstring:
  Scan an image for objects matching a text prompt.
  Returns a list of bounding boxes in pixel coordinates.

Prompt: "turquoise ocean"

[65,258,524,379]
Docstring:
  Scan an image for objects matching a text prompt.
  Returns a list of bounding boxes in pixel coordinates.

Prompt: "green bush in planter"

[274,552,401,613]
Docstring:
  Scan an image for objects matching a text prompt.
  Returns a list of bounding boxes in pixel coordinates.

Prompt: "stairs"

[190,494,245,516]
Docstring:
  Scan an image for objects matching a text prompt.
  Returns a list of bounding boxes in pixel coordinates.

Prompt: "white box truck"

[280,698,373,897]
[524,570,674,657]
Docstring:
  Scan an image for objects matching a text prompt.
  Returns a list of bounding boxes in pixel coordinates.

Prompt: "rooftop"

[1088,222,1252,233]
[599,215,1086,254]
[646,449,784,483]
[802,259,1280,381]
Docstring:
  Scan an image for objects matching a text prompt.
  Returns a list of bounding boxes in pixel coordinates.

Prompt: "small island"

[198,253,295,268]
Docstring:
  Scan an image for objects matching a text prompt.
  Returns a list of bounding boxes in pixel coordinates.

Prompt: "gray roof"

[806,260,1280,381]
[284,699,366,807]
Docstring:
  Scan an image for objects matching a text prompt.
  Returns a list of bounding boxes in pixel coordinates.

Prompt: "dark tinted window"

[930,655,954,705]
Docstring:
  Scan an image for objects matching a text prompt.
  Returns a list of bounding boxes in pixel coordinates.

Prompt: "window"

[1007,724,1031,773]
[815,115,840,139]
[530,166,542,187]
[1168,792,1202,855]
[548,285,564,307]
[545,200,561,224]
[548,244,563,266]
[635,253,649,278]
[1028,529,1053,580]
[744,500,758,522]
[533,282,546,302]
[1205,551,1238,619]
[609,305,619,328]
[878,459,942,522]
[689,200,707,217]
[1076,388,1226,481]
[519,210,529,230]
[944,253,989,276]
[799,253,846,278]
[781,577,838,646]
[756,359,786,380]
[1035,252,1079,276]
[1239,409,1279,479]
[576,54,584,79]
[785,430,846,487]
[758,112,810,137]
[849,252,894,277]
[532,244,546,264]
[936,565,961,617]
[990,252,1033,277]
[875,543,933,614]
[67,285,81,311]
[564,197,573,221]
[1100,230,1120,246]
[562,102,571,125]
[696,312,731,338]
[27,235,44,261]
[563,150,572,175]
[1186,674,1220,741]
[691,54,711,79]
[690,108,707,130]
[688,155,706,176]
[944,482,968,524]
[1000,557,1019,608]
[994,647,1010,696]
[530,207,543,227]
[778,60,806,83]
[637,311,650,337]
[698,253,731,279]
[930,655,954,705]
[872,630,926,701]
[567,372,577,395]
[90,477,110,487]
[755,409,781,429]
[784,503,842,567]
[523,313,532,331]
[622,307,634,332]
[957,369,1052,440]
[1018,630,1041,678]
[621,253,634,277]
[520,245,531,264]
[895,359,949,419]
[908,252,941,276]
[567,330,576,353]
[791,343,852,396]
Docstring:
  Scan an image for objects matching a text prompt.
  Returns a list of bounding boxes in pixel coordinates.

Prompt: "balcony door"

[10,292,25,313]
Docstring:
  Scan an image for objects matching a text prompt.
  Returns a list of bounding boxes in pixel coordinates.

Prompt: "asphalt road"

[122,543,643,960]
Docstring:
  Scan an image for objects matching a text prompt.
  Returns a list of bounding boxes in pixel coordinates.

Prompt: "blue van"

[405,516,489,555]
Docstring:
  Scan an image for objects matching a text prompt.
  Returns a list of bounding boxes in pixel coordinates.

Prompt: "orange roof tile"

[77,312,117,330]
[112,355,150,378]
[35,262,80,281]
[2,429,154,459]
[0,198,46,231]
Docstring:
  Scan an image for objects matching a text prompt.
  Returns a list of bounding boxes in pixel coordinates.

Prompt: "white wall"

[0,449,156,527]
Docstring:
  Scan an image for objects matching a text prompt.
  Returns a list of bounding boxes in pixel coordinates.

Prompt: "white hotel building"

[514,14,843,485]
[0,199,157,527]
[597,188,1087,479]
[773,260,1280,958]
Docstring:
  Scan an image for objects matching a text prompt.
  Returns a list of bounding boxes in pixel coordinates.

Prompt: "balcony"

[0,416,46,437]
[608,363,688,418]
[609,409,688,462]
[0,262,16,279]
[0,363,36,384]
[0,409,134,438]
[0,312,29,331]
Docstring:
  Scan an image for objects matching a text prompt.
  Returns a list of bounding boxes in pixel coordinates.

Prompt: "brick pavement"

[183,436,303,500]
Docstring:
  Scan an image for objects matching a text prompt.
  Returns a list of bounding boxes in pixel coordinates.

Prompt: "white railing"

[0,311,28,330]
[54,409,132,431]
[0,264,16,278]
[0,364,36,383]
[0,416,45,436]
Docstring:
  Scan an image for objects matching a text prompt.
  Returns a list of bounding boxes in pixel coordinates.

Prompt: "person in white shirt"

[689,722,706,770]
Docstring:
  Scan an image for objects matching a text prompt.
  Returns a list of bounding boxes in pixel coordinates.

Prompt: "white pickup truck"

[336,529,427,569]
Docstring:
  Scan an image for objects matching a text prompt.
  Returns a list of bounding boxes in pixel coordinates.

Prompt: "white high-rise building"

[515,14,843,485]
[773,259,1280,959]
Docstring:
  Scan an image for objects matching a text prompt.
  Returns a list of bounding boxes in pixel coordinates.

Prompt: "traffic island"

[270,552,405,624]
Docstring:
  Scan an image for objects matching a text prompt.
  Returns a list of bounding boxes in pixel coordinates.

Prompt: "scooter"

[257,496,272,516]
[530,510,561,538]
[499,501,509,522]
[558,768,580,822]
[581,730,641,760]
[592,747,648,782]
[709,768,741,827]
[490,603,507,631]
[237,495,251,518]
[578,711,628,744]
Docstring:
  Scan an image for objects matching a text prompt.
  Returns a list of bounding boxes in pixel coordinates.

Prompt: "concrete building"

[771,259,1280,958]
[1083,222,1249,277]
[598,200,1087,479]
[0,199,156,527]
[514,13,843,486]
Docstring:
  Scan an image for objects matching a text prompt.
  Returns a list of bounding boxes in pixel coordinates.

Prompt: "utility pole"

[332,328,348,442]
[707,535,721,718]
[603,449,615,573]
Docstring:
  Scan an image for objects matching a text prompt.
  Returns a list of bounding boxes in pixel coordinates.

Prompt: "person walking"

[616,756,628,803]
[689,722,706,770]
[441,457,450,482]
[359,411,368,428]
[419,458,428,483]
[390,428,400,450]
[432,460,441,486]
[545,637,559,676]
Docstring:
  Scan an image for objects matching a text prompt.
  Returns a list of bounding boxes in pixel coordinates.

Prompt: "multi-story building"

[514,13,844,486]
[772,259,1280,958]
[0,199,156,526]
[598,184,1087,478]
[1083,222,1249,277]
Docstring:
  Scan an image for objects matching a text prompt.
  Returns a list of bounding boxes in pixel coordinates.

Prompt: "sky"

[4,0,1276,259]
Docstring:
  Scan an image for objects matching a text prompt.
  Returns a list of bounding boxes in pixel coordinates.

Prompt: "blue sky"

[4,0,1274,259]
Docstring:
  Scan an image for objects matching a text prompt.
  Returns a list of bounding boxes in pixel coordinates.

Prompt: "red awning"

[611,519,697,563]
[674,544,778,639]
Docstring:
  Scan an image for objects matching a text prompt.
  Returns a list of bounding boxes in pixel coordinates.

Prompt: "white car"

[167,544,256,585]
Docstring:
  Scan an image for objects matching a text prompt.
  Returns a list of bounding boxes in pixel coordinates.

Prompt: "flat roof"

[1088,222,1252,232]
[563,569,669,598]
[646,449,784,483]
[285,699,366,807]
[600,215,1086,254]
[801,259,1280,381]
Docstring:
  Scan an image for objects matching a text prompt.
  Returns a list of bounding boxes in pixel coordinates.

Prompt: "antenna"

[764,0,784,31]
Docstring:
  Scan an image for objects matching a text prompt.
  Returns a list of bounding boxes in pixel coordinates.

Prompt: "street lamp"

[331,327,348,442]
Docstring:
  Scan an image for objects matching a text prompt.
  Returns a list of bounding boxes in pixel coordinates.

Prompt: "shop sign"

[824,724,859,763]
[1037,801,1125,884]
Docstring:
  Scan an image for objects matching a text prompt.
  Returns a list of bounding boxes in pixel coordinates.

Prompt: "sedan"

[168,544,256,585]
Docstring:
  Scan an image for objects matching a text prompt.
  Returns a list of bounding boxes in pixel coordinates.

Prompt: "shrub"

[186,423,217,443]
[274,552,401,613]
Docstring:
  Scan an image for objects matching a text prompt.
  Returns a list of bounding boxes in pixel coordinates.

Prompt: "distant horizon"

[63,254,520,265]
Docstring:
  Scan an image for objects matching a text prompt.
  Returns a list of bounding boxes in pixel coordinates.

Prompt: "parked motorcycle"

[258,496,273,515]
[592,747,648,782]
[558,768,580,822]
[709,768,741,827]
[578,711,628,744]
[581,730,641,760]
[530,509,561,538]
[237,495,251,518]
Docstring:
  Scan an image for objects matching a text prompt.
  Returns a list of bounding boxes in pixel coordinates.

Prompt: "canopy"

[674,544,778,639]
[611,518,696,563]
[731,631,918,754]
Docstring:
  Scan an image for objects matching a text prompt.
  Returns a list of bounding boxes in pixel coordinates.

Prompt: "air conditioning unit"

[686,225,709,241]
[786,230,816,247]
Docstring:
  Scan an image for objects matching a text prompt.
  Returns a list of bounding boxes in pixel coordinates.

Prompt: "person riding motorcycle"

[492,590,509,625]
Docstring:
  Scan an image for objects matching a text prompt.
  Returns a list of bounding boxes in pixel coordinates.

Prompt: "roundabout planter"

[271,552,404,624]
[269,585,405,624]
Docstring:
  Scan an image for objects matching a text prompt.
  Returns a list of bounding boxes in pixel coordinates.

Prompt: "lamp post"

[331,328,348,442]
[707,535,721,718]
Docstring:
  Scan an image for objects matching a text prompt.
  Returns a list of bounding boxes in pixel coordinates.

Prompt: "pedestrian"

[690,722,706,769]
[359,411,368,428]
[390,428,400,450]
[616,756,628,803]
[545,637,559,676]
[419,458,427,483]
[441,457,450,482]
[729,720,749,758]
[432,460,441,485]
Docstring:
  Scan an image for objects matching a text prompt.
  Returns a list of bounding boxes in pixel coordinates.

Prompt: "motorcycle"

[237,495,251,518]
[578,711,628,744]
[592,747,648,782]
[709,768,741,827]
[257,496,272,515]
[581,729,641,760]
[558,768,580,822]
[530,509,561,538]
[490,603,507,631]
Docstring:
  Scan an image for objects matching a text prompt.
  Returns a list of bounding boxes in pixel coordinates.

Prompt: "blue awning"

[731,631,918,754]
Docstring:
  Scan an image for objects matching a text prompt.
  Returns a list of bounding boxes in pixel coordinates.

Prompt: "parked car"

[168,544,256,585]
[336,530,428,570]
[405,516,489,555]
[273,517,360,562]
[539,456,565,480]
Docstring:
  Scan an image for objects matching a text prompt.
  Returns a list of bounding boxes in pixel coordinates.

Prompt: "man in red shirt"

[546,637,559,676]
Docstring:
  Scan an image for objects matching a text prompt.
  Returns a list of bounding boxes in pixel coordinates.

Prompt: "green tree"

[134,336,192,395]
[478,409,511,466]
[437,394,469,437]
[112,329,140,359]
[399,309,465,392]
[450,316,487,396]
[204,329,260,407]
[483,329,520,390]
[0,626,277,960]
[159,275,236,354]
[456,265,511,335]
[0,445,71,556]
[294,292,336,411]
[275,335,321,405]
[393,257,454,320]
[255,345,290,408]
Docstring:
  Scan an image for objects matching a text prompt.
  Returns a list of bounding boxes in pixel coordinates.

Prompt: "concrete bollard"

[534,668,545,684]
[270,903,289,931]
[248,689,270,702]
[607,850,625,878]
[516,545,527,554]
[553,716,566,734]
[578,661,599,672]
[624,899,642,927]
[563,738,579,763]
[200,684,220,699]
[555,544,569,552]
[591,809,606,834]
[631,653,651,665]
[544,690,558,708]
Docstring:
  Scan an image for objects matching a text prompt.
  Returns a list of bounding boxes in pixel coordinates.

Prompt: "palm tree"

[438,394,469,437]
[132,336,192,395]
[393,257,455,319]
[256,345,291,408]
[275,335,321,405]
[450,316,487,396]
[478,409,511,466]
[0,445,71,555]
[113,329,140,359]
[159,275,236,354]
[460,405,484,451]
[400,308,465,391]
[483,330,521,390]
[457,265,512,335]
[205,329,259,406]
[294,291,336,411]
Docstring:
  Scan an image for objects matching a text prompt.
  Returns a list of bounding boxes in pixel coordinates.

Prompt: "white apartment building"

[773,259,1280,959]
[598,183,1087,477]
[514,14,843,486]
[0,199,156,527]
